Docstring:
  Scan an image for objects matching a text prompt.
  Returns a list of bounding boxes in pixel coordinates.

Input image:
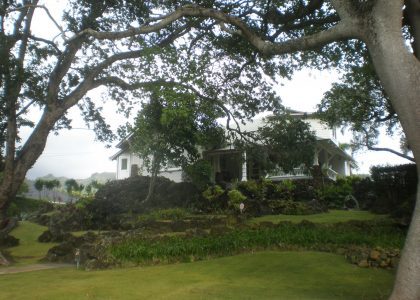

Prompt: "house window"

[121,158,128,170]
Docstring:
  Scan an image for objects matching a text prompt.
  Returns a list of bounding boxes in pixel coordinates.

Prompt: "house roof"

[109,148,126,161]
[115,132,133,149]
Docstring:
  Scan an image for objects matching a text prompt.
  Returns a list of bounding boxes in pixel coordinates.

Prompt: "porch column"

[313,149,320,165]
[241,151,248,181]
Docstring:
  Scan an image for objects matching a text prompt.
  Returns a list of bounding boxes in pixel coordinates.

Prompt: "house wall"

[306,118,337,144]
[115,150,184,182]
[116,152,131,179]
[159,168,183,182]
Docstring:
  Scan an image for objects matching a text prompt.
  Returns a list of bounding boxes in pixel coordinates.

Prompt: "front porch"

[203,140,352,184]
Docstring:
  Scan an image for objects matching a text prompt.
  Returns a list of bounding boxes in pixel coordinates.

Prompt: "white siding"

[115,151,184,182]
[159,168,183,182]
[306,118,337,143]
[116,152,131,179]
[238,115,338,144]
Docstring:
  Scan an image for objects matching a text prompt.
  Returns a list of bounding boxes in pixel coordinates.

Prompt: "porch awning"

[317,138,354,162]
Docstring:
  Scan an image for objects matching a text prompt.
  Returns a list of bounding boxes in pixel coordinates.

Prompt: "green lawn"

[0,251,393,300]
[6,221,57,266]
[251,210,387,224]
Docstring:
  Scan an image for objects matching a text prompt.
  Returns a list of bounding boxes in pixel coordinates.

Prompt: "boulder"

[369,249,381,261]
[358,259,369,268]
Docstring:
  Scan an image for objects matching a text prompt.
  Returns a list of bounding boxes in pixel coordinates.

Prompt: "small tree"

[238,114,317,177]
[132,92,225,203]
[34,178,45,200]
[64,179,79,203]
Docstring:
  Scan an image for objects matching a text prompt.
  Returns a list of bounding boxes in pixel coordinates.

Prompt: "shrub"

[237,180,262,201]
[227,189,246,211]
[268,200,314,215]
[47,203,93,232]
[202,185,224,202]
[147,208,190,221]
[370,164,417,217]
[75,196,94,210]
[315,177,354,208]
[90,176,201,227]
[202,185,226,212]
[183,159,213,191]
[275,180,296,200]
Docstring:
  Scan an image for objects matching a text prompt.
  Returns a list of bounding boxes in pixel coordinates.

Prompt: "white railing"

[267,167,310,180]
[326,168,338,181]
[267,166,339,181]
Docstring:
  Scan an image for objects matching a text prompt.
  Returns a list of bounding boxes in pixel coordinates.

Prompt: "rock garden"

[1,165,411,273]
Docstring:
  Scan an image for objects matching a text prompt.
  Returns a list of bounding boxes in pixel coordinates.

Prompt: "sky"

[22,1,411,180]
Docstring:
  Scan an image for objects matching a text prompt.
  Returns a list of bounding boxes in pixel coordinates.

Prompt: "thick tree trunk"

[0,110,60,224]
[363,3,420,299]
[143,156,161,204]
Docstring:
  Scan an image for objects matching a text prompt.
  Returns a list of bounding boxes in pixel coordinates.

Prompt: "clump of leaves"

[227,189,247,211]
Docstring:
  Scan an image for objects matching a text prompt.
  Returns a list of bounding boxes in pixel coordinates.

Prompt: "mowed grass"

[6,221,57,266]
[251,209,387,224]
[0,251,393,300]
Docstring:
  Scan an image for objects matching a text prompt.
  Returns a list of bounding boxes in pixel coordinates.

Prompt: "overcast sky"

[23,1,411,180]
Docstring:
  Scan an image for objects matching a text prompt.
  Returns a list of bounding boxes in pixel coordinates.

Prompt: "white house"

[110,111,354,182]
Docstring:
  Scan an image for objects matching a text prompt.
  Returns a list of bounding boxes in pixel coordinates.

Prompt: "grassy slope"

[251,210,387,224]
[0,251,393,300]
[6,221,57,266]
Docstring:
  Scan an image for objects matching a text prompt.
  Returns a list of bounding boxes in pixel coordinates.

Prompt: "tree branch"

[361,127,415,162]
[93,76,257,143]
[366,145,415,162]
[6,4,67,40]
[175,6,358,56]
[28,35,62,54]
[67,5,357,57]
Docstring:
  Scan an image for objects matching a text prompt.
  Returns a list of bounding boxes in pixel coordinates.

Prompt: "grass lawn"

[0,251,393,300]
[5,221,57,266]
[250,210,387,224]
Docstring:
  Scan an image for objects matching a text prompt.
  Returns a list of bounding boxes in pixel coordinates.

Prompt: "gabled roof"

[115,132,134,149]
[109,148,126,161]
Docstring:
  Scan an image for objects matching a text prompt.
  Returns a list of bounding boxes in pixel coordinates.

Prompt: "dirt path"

[0,263,72,275]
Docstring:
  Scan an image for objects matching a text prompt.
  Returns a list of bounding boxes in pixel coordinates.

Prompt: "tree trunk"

[0,110,60,224]
[143,156,161,204]
[362,3,420,299]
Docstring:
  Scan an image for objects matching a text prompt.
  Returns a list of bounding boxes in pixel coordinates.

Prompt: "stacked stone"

[346,246,400,269]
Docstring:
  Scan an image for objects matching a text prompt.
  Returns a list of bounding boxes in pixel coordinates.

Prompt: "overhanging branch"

[366,145,415,162]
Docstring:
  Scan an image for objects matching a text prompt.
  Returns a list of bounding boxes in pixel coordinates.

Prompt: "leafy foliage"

[131,93,225,175]
[227,189,246,211]
[183,159,213,191]
[369,164,417,222]
[238,114,316,175]
[317,61,411,160]
[110,220,405,265]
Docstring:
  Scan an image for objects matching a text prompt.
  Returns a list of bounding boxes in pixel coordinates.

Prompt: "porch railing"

[267,167,311,180]
[325,168,338,181]
[267,166,338,181]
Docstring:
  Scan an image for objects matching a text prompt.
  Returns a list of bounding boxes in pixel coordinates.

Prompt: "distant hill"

[24,172,115,202]
[77,172,116,186]
[29,172,115,186]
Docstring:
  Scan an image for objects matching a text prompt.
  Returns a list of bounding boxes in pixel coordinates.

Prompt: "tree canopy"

[1,1,420,298]
[317,60,413,162]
